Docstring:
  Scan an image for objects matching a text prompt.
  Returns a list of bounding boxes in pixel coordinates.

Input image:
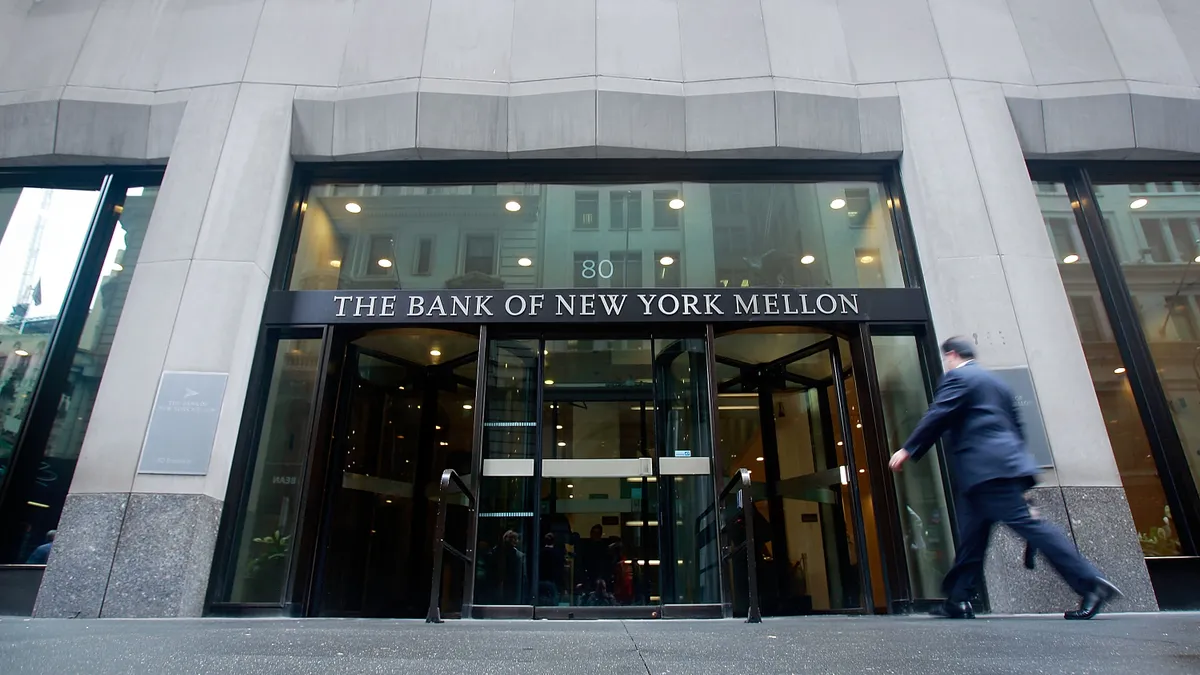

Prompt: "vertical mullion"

[702,324,729,615]
[830,344,874,614]
[530,336,545,608]
[0,173,128,559]
[462,325,488,615]
[1065,168,1200,555]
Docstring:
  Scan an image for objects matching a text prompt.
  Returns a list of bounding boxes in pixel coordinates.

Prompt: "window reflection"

[0,186,103,563]
[289,182,905,292]
[1037,182,1187,556]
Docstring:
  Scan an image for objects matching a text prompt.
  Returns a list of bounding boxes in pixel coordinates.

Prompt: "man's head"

[941,337,977,369]
[590,525,603,540]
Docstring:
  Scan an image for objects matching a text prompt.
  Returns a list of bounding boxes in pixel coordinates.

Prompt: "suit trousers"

[943,477,1099,603]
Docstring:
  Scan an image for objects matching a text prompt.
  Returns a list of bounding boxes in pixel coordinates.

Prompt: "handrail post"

[426,482,449,623]
[740,480,762,624]
[427,469,477,624]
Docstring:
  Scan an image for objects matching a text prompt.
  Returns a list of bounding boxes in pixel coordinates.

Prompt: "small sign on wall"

[137,372,228,475]
[992,366,1055,469]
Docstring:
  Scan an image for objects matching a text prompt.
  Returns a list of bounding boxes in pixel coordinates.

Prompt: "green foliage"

[1138,506,1181,557]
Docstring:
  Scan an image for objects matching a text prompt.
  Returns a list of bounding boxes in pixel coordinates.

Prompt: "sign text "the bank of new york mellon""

[332,289,864,323]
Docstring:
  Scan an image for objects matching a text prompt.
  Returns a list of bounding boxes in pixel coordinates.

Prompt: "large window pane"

[1037,183,1184,556]
[871,335,955,598]
[289,182,906,292]
[0,186,100,563]
[229,337,322,603]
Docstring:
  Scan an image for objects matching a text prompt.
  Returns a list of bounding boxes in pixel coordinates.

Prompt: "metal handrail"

[426,469,477,623]
[718,468,762,623]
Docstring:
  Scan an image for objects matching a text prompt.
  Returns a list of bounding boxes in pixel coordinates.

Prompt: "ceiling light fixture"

[659,256,675,266]
[377,258,393,268]
[110,263,123,272]
[518,257,533,267]
[1114,367,1126,374]
[544,379,555,385]
[463,404,473,410]
[830,198,847,210]
[1063,254,1080,264]
[345,202,362,214]
[558,441,567,447]
[330,260,342,268]
[505,200,521,212]
[668,198,685,210]
[1130,198,1148,210]
[14,349,29,357]
[755,457,764,462]
[430,349,441,357]
[859,255,875,264]
[800,254,815,265]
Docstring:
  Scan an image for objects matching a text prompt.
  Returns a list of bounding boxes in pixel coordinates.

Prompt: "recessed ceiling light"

[755,457,764,462]
[800,254,815,265]
[830,198,847,210]
[556,425,563,430]
[836,441,844,446]
[430,349,441,357]
[330,259,342,268]
[440,441,449,446]
[345,202,362,214]
[13,349,29,357]
[558,441,567,447]
[1063,254,1080,264]
[659,256,675,266]
[859,255,875,264]
[110,263,123,272]
[518,257,533,267]
[505,200,521,212]
[1130,198,1148,209]
[463,404,473,410]
[1194,255,1200,263]
[668,198,685,210]
[567,484,574,488]
[544,379,555,385]
[377,258,393,268]
[858,468,866,473]
[1114,367,1126,374]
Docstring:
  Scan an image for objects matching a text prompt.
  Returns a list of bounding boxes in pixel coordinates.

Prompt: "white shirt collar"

[955,359,976,369]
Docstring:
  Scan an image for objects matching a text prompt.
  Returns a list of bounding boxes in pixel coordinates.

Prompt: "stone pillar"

[898,79,1157,613]
[34,83,295,618]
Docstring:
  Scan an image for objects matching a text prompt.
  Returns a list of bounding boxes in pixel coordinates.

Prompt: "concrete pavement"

[0,613,1197,674]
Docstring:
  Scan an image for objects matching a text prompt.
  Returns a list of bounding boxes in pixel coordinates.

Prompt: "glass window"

[288,180,906,292]
[610,190,642,231]
[871,335,955,599]
[610,251,642,288]
[413,236,434,276]
[0,186,105,563]
[463,234,496,276]
[1038,182,1186,556]
[228,336,322,603]
[575,191,599,230]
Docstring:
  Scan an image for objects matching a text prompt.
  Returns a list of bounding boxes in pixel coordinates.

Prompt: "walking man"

[889,337,1122,620]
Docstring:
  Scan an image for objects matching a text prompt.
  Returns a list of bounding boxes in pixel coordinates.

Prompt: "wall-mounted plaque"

[137,372,228,475]
[992,366,1055,469]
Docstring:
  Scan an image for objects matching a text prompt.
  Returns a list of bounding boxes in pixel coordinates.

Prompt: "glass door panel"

[538,338,658,608]
[654,337,720,605]
[476,339,539,606]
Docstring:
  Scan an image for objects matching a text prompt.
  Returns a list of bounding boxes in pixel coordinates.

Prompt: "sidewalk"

[1,613,1196,674]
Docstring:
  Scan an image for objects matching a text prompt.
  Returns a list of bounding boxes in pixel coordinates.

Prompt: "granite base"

[32,492,222,619]
[982,486,1157,614]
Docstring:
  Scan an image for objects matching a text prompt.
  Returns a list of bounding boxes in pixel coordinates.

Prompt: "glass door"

[473,332,720,618]
[715,329,876,616]
[311,328,477,617]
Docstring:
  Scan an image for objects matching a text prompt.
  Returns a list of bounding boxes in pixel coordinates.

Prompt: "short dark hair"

[941,336,976,359]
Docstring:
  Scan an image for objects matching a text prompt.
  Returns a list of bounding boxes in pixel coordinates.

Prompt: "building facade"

[0,0,1197,618]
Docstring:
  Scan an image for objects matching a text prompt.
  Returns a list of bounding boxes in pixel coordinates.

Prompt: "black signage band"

[265,288,929,325]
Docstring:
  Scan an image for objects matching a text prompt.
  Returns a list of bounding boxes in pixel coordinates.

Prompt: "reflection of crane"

[7,191,49,326]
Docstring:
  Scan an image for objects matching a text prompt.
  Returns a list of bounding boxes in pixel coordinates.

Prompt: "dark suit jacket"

[903,362,1040,494]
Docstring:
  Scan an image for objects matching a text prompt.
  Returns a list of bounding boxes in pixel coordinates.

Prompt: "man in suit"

[889,337,1122,620]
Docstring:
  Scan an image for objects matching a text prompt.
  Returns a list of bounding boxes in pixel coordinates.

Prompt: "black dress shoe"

[1064,578,1123,620]
[930,600,975,619]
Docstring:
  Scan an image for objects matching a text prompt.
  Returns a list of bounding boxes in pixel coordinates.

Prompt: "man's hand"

[888,449,911,472]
